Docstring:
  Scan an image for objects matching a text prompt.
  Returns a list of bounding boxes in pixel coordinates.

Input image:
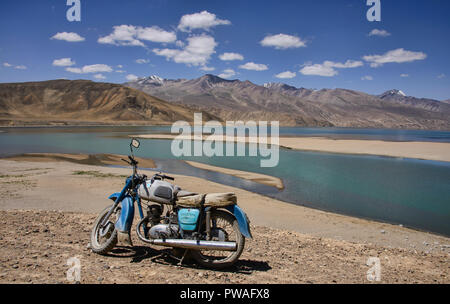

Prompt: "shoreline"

[131,134,450,163]
[184,160,284,189]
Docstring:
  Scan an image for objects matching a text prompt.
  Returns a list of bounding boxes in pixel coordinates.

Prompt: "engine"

[149,224,179,239]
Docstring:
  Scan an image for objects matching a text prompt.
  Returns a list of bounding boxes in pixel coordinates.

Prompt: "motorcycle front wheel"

[191,210,245,269]
[90,204,120,254]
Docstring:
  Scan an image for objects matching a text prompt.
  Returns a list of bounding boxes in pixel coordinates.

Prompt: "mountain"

[0,79,217,126]
[126,74,450,130]
[378,89,450,113]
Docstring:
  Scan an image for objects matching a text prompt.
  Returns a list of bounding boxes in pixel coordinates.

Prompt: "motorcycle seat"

[177,192,237,207]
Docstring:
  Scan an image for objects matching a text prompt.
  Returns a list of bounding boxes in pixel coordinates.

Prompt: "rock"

[97,277,103,282]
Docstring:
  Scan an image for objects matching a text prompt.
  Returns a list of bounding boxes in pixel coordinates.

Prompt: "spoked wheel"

[90,204,120,255]
[191,210,245,269]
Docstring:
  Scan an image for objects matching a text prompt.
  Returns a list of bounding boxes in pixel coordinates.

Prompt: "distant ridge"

[0,79,218,126]
[126,74,450,130]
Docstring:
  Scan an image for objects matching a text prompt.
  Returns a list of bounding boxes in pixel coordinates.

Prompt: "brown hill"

[0,79,217,126]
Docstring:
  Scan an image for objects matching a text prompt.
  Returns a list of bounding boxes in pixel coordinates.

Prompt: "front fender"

[108,193,135,233]
[225,205,252,239]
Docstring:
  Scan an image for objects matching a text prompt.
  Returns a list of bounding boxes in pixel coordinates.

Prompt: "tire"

[90,205,119,255]
[191,210,245,269]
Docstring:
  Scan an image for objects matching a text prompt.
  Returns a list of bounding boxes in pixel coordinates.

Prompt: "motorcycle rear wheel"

[90,204,119,255]
[191,210,245,269]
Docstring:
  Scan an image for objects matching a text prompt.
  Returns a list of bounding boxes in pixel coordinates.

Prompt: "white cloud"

[65,64,113,74]
[200,66,215,71]
[275,71,296,79]
[135,59,149,64]
[437,74,446,79]
[239,62,268,71]
[400,73,409,77]
[93,74,106,80]
[126,74,139,81]
[52,58,75,67]
[98,25,176,47]
[115,70,126,73]
[219,52,244,61]
[153,34,217,67]
[363,48,427,68]
[51,32,85,42]
[300,64,337,77]
[117,65,123,68]
[3,62,12,67]
[260,34,306,49]
[14,65,27,70]
[218,69,236,79]
[178,11,231,32]
[368,29,391,37]
[300,60,363,77]
[361,75,373,81]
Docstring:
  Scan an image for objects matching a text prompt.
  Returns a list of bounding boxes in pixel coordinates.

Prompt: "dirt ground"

[0,209,448,284]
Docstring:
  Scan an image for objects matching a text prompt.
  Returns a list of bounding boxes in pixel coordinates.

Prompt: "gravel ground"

[0,210,448,284]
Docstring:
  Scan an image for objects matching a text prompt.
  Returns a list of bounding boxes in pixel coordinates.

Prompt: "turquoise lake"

[1,126,449,236]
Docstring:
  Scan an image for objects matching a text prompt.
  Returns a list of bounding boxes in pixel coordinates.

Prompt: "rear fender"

[225,205,252,238]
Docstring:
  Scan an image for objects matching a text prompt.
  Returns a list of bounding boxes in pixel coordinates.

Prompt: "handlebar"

[154,173,174,181]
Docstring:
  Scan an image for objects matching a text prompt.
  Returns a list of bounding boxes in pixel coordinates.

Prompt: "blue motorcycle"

[90,138,252,269]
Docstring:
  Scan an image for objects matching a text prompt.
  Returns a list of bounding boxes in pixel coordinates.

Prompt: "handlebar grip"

[164,175,175,181]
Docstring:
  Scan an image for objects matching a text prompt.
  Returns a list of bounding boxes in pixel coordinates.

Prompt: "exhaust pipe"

[136,219,237,251]
[151,238,237,251]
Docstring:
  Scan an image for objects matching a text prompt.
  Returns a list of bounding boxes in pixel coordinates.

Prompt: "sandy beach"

[132,134,450,163]
[0,157,448,283]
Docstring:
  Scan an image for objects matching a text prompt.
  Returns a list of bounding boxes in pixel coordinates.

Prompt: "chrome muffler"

[151,239,237,251]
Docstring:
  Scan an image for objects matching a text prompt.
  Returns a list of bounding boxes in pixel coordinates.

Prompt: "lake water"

[1,126,449,236]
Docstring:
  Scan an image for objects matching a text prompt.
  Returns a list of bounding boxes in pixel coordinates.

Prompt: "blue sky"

[0,0,449,100]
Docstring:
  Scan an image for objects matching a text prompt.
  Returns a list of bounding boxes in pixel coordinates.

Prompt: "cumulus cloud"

[3,62,27,70]
[52,58,75,67]
[218,69,236,79]
[260,34,306,49]
[135,59,149,64]
[98,25,176,47]
[200,66,215,71]
[275,71,296,79]
[93,74,106,80]
[361,75,373,81]
[178,11,231,32]
[219,52,244,61]
[51,32,85,42]
[65,64,113,74]
[400,73,409,77]
[363,48,427,68]
[300,60,363,77]
[368,29,391,37]
[153,34,217,67]
[126,74,139,81]
[239,62,268,71]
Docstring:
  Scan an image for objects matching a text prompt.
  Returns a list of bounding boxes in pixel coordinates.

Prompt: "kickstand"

[178,249,188,266]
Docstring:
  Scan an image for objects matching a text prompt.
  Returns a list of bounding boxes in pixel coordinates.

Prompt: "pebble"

[380,230,386,234]
[97,277,103,282]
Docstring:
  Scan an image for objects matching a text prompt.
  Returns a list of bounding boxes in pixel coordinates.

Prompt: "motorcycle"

[90,138,252,269]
